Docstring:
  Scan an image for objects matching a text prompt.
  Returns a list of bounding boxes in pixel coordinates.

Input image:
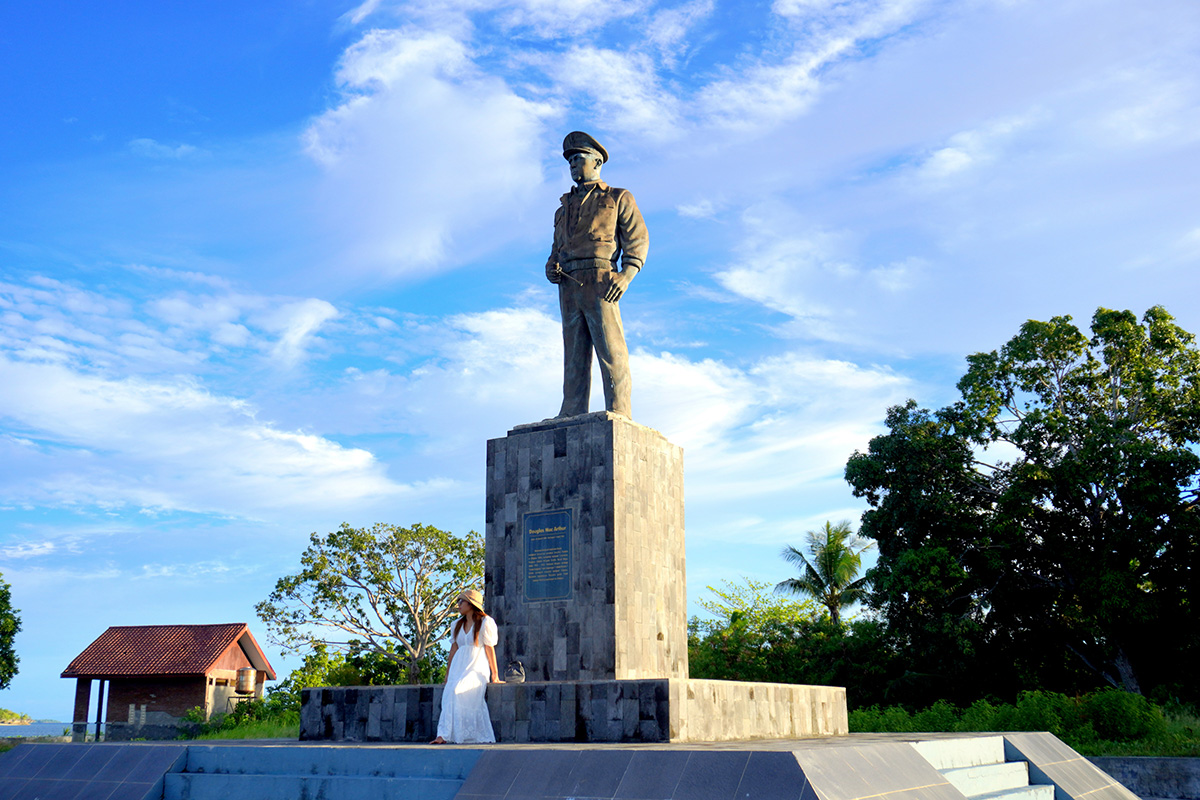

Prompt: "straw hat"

[458,589,485,613]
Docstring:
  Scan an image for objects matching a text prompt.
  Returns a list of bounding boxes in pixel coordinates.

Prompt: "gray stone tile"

[107,780,159,800]
[37,746,96,782]
[732,752,805,800]
[1036,758,1123,797]
[0,748,30,779]
[1005,732,1079,766]
[457,752,523,798]
[508,751,583,798]
[121,745,186,783]
[614,751,689,799]
[1076,785,1139,800]
[565,751,633,797]
[5,745,62,779]
[671,751,749,800]
[869,787,965,800]
[0,778,27,800]
[8,779,57,800]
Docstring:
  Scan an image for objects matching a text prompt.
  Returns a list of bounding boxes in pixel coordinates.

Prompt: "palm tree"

[775,520,874,625]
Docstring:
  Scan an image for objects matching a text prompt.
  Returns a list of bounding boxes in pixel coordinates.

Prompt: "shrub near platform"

[849,690,1199,757]
[179,700,300,740]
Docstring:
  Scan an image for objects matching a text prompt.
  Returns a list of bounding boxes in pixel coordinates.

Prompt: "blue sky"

[2,0,1199,719]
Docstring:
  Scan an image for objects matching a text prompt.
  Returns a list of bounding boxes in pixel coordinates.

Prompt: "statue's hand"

[603,269,635,303]
[546,262,563,284]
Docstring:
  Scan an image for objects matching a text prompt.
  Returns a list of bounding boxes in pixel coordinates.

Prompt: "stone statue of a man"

[545,131,648,419]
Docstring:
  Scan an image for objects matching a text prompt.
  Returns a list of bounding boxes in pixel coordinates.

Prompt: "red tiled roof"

[60,623,275,679]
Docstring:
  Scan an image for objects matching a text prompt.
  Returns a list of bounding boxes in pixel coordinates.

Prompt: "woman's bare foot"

[430,736,446,744]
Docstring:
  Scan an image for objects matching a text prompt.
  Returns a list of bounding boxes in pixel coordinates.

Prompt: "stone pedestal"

[484,412,686,682]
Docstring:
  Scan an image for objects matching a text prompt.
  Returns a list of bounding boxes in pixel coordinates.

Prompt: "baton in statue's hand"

[555,265,584,286]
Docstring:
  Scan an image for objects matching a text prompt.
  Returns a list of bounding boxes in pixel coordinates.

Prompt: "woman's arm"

[445,642,458,681]
[485,644,502,683]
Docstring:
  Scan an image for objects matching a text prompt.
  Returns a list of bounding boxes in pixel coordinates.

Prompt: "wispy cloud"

[913,114,1033,183]
[0,541,56,559]
[128,138,206,159]
[0,356,407,514]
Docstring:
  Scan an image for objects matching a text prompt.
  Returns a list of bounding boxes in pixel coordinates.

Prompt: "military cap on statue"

[562,131,609,164]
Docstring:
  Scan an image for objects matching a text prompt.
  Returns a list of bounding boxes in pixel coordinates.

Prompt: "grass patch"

[194,717,300,740]
[849,691,1200,757]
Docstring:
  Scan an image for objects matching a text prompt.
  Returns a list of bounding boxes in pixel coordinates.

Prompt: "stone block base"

[300,679,847,743]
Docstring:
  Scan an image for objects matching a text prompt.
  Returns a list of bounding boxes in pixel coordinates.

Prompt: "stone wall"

[675,680,849,742]
[484,412,686,683]
[1088,757,1200,800]
[300,679,847,743]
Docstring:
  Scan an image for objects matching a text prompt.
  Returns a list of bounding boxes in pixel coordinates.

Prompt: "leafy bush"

[913,700,958,732]
[1082,689,1167,741]
[848,690,1198,756]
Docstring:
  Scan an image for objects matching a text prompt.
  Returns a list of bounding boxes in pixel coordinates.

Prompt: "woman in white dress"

[431,589,501,744]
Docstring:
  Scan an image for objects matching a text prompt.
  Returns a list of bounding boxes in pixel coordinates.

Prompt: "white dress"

[436,615,498,743]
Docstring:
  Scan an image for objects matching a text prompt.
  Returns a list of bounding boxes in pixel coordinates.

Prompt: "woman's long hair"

[453,606,489,646]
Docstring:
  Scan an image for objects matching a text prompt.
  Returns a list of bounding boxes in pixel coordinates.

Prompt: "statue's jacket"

[546,180,648,273]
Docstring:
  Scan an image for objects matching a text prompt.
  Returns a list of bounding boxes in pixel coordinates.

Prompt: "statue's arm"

[602,191,647,303]
[546,204,565,283]
[615,190,648,273]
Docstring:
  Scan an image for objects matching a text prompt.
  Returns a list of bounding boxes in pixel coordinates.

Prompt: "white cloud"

[0,353,413,515]
[262,299,339,365]
[128,138,205,159]
[381,306,565,441]
[715,207,852,335]
[341,0,384,26]
[676,199,719,219]
[0,541,56,559]
[869,257,923,292]
[367,0,647,37]
[490,0,647,35]
[629,349,912,511]
[138,560,252,580]
[647,0,714,65]
[914,115,1033,182]
[301,28,554,277]
[543,47,682,142]
[697,0,928,129]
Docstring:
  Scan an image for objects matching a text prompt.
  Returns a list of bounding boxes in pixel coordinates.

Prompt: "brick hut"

[61,622,277,741]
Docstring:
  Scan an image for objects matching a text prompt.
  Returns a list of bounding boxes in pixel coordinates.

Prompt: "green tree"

[688,578,822,684]
[688,578,901,707]
[847,307,1200,702]
[775,520,874,625]
[256,522,484,684]
[0,573,20,690]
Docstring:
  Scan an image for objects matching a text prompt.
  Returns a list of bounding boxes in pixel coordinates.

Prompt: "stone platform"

[485,412,687,683]
[300,679,847,743]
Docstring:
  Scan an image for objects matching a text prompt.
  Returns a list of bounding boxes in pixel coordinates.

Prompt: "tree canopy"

[256,522,483,683]
[775,520,874,625]
[0,573,20,691]
[846,307,1200,704]
[688,578,899,707]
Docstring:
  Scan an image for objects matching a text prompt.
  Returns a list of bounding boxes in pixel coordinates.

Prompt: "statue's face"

[568,152,603,184]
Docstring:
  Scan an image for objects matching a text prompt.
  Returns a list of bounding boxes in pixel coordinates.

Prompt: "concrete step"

[971,785,1055,800]
[911,736,1007,770]
[183,744,480,779]
[164,772,464,800]
[941,762,1031,796]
